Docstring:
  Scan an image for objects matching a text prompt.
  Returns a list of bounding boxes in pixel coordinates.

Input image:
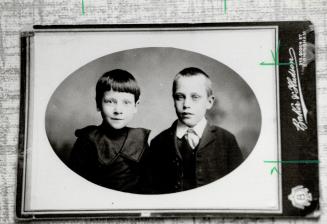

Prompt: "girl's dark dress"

[69,122,150,194]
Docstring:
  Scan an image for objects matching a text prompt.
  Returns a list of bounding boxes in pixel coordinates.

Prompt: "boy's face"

[173,75,214,127]
[101,90,138,129]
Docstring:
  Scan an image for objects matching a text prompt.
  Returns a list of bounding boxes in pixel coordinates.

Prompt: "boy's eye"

[191,94,201,100]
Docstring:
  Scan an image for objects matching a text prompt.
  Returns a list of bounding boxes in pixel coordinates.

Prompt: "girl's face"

[100,90,138,129]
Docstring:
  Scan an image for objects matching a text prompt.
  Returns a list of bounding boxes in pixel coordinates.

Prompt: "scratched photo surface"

[45,47,262,171]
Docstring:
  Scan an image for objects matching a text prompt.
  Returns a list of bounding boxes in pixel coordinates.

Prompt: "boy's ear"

[206,95,215,109]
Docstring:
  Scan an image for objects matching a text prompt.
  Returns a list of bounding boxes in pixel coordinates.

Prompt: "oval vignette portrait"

[45,47,262,194]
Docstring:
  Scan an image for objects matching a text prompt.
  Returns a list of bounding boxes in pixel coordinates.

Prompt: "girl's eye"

[123,100,132,105]
[103,99,114,104]
[174,94,184,101]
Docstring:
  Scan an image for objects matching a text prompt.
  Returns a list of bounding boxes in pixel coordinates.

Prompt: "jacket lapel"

[170,121,182,160]
[196,124,216,151]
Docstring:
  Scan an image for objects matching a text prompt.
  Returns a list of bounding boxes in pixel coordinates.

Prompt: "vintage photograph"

[16,22,319,219]
[45,47,261,194]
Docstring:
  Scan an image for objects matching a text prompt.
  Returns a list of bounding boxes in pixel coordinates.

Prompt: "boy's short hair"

[172,67,213,96]
[96,69,140,110]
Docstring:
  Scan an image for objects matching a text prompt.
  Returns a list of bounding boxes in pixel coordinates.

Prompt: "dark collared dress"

[69,123,150,194]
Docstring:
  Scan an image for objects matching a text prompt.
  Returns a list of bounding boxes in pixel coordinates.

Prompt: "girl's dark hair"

[96,69,140,110]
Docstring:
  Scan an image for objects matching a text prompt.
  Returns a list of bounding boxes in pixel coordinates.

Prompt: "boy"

[149,67,243,194]
[69,69,150,194]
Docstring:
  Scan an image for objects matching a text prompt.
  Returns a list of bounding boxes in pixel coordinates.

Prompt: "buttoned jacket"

[148,121,243,194]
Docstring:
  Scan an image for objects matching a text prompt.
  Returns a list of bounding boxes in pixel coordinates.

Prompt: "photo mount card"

[16,21,319,220]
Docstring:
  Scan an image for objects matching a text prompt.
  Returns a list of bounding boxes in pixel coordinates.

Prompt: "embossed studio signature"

[287,48,308,131]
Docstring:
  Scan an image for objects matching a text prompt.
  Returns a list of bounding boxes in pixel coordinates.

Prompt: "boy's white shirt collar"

[176,117,207,139]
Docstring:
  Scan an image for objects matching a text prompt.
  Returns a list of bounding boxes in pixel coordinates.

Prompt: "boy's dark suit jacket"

[148,120,243,194]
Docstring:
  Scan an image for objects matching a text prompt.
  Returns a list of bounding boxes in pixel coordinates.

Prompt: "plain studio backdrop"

[45,47,261,164]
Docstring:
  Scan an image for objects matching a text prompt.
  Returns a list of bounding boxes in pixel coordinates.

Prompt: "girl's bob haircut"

[95,69,140,110]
